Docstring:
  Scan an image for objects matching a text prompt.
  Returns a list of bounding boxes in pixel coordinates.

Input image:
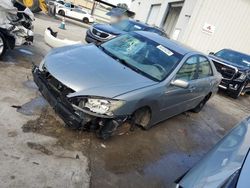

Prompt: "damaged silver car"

[0,0,34,58]
[33,31,221,139]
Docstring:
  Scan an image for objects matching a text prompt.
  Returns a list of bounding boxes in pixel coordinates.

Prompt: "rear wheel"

[58,10,65,16]
[191,93,211,113]
[0,33,7,59]
[22,0,41,13]
[82,17,89,24]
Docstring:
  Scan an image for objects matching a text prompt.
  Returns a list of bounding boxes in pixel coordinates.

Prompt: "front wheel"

[230,84,245,99]
[133,107,152,130]
[82,18,89,24]
[0,33,7,59]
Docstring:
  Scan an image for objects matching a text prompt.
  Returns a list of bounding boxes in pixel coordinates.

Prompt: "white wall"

[131,0,164,24]
[181,0,250,54]
[131,0,250,54]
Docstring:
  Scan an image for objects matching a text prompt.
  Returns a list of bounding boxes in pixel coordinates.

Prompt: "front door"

[159,55,200,120]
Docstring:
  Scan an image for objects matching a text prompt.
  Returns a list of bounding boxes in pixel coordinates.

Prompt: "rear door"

[194,55,215,105]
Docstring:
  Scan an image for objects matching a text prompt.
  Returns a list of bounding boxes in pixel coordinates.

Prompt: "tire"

[22,0,41,13]
[191,93,211,113]
[58,10,65,16]
[230,84,245,99]
[83,18,89,24]
[0,33,7,59]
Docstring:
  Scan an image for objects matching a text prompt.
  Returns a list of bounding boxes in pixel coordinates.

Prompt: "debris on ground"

[101,143,106,148]
[44,27,82,48]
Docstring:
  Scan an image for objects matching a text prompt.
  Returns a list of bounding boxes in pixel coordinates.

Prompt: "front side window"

[176,56,198,81]
[198,56,213,78]
[100,33,183,81]
[112,20,144,32]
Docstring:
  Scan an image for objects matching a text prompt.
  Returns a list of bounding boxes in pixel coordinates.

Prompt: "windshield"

[100,33,183,81]
[215,49,250,67]
[111,20,145,32]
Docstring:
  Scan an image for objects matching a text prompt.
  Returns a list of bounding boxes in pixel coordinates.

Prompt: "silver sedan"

[33,31,221,139]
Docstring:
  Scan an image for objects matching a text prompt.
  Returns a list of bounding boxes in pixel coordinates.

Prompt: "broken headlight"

[71,97,125,116]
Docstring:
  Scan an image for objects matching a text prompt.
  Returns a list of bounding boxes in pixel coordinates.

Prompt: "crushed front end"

[0,1,34,49]
[32,66,128,139]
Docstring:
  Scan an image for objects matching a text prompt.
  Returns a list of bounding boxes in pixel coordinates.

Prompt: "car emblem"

[96,32,101,36]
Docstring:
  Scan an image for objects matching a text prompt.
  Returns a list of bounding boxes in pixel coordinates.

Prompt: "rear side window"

[198,56,213,78]
[176,56,198,81]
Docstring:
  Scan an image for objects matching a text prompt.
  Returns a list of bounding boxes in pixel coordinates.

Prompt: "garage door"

[147,4,161,25]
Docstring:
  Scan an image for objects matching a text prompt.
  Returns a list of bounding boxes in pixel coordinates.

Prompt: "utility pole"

[91,0,97,15]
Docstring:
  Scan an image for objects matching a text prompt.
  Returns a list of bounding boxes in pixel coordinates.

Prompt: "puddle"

[18,49,34,55]
[143,151,205,187]
[27,142,53,155]
[15,97,48,116]
[23,80,38,90]
[22,108,91,153]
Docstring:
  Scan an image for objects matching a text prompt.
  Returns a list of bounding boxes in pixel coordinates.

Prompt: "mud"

[27,142,53,155]
[22,107,91,153]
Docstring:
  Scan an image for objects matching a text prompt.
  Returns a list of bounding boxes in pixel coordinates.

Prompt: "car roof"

[135,31,196,55]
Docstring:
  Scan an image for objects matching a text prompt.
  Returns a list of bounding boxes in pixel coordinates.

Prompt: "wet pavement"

[0,13,249,188]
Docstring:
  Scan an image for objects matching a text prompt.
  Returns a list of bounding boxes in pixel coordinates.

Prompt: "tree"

[117,3,128,10]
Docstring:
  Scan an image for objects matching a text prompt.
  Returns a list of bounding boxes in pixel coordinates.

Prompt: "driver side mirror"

[209,52,215,55]
[171,79,189,89]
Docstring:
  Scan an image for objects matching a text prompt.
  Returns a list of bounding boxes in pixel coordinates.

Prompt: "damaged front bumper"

[32,66,127,133]
[33,66,86,128]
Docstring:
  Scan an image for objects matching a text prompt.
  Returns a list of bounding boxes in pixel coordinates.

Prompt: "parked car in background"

[174,116,250,188]
[51,0,65,6]
[209,49,250,98]
[33,31,221,139]
[56,2,94,24]
[85,19,166,44]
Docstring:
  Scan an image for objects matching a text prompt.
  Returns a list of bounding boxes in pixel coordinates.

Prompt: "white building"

[131,0,250,54]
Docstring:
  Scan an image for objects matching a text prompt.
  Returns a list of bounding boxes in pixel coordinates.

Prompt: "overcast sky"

[105,0,132,8]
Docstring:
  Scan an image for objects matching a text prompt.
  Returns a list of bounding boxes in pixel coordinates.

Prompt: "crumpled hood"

[93,23,125,35]
[210,55,250,71]
[44,44,156,98]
